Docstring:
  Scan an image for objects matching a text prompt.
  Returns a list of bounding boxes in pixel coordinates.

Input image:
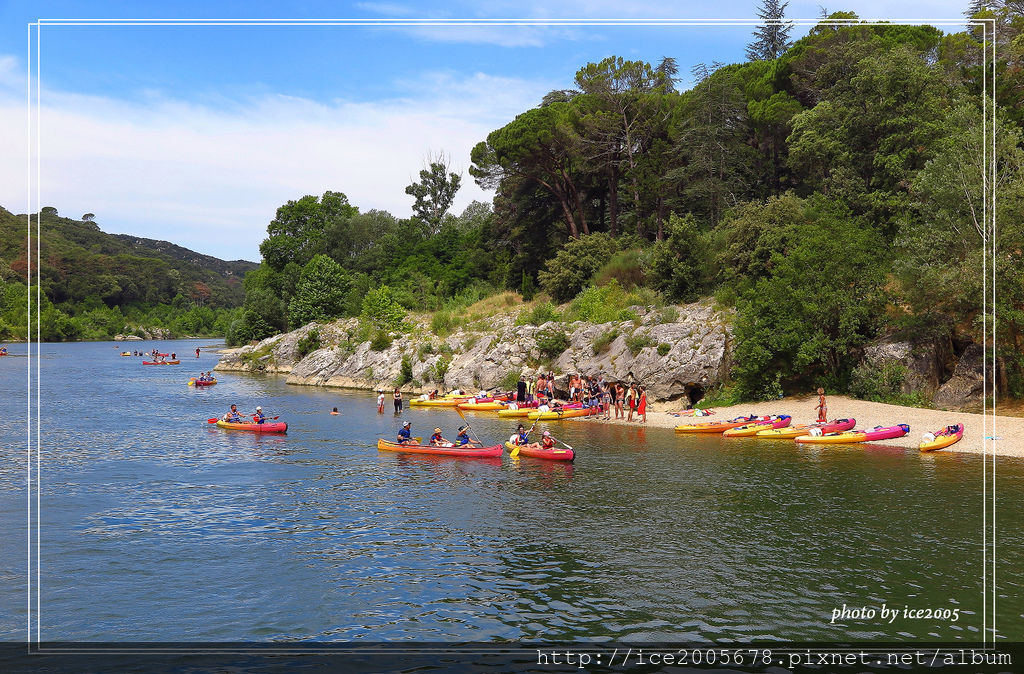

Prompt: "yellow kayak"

[722,415,792,437]
[497,407,535,418]
[920,423,964,452]
[457,401,507,411]
[410,398,470,407]
[526,407,598,420]
[794,431,867,444]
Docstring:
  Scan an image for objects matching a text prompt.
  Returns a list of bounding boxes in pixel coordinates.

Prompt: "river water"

[1,339,1021,643]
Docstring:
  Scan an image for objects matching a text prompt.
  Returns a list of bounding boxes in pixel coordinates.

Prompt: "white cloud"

[0,58,549,261]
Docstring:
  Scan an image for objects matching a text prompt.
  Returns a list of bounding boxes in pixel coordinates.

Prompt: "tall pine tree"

[746,0,794,61]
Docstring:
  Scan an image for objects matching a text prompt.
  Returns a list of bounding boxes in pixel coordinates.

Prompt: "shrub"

[296,327,321,358]
[538,233,617,303]
[593,248,646,288]
[361,285,406,331]
[849,361,907,402]
[394,354,414,386]
[417,341,435,361]
[535,328,570,358]
[431,310,458,337]
[428,354,451,382]
[592,329,619,355]
[624,333,656,355]
[516,301,561,326]
[658,306,679,324]
[657,342,671,356]
[499,369,522,391]
[369,330,392,351]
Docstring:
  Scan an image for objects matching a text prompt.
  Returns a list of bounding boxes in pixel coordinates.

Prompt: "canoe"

[675,415,759,433]
[143,360,180,365]
[215,420,288,433]
[526,407,598,421]
[920,423,965,452]
[457,401,507,411]
[504,441,575,462]
[377,438,502,457]
[722,415,792,437]
[497,403,541,417]
[189,378,217,387]
[410,397,471,407]
[795,424,909,444]
[756,418,856,439]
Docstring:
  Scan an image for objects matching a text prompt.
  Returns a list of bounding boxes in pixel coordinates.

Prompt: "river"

[0,339,1021,643]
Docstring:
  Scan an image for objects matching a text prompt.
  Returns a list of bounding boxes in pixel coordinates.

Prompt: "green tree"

[538,233,617,303]
[361,285,406,331]
[405,154,462,233]
[288,254,352,328]
[259,191,358,271]
[746,0,795,61]
[644,213,707,302]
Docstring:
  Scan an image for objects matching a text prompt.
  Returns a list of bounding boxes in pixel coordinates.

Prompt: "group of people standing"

[559,374,648,423]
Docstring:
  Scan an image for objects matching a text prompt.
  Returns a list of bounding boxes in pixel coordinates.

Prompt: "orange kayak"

[675,415,759,433]
[920,423,964,451]
[723,415,792,437]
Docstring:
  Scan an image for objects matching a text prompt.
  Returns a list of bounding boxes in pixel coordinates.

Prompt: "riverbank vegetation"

[0,206,254,341]
[225,8,1023,402]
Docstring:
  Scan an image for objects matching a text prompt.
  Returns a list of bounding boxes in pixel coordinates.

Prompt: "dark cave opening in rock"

[685,384,705,407]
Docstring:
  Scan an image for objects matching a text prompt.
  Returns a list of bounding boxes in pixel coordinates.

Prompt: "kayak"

[756,418,856,439]
[497,403,541,417]
[189,378,217,387]
[457,401,507,411]
[795,424,910,444]
[722,414,792,437]
[120,352,131,356]
[377,438,502,457]
[675,415,759,433]
[215,420,288,433]
[143,360,180,365]
[526,407,599,421]
[920,423,965,452]
[504,441,575,462]
[409,395,468,407]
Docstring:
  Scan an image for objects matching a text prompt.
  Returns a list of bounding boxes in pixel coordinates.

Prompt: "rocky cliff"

[215,301,732,404]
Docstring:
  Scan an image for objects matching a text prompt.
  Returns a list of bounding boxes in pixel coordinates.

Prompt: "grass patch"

[498,369,522,391]
[369,330,392,351]
[515,301,561,326]
[536,328,570,358]
[592,329,619,355]
[657,342,671,356]
[296,328,321,358]
[624,333,656,355]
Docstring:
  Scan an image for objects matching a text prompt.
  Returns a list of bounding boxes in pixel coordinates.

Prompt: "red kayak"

[143,360,180,365]
[215,420,288,433]
[504,441,574,462]
[377,438,502,457]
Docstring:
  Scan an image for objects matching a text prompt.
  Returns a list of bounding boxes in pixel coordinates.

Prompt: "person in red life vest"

[253,406,266,424]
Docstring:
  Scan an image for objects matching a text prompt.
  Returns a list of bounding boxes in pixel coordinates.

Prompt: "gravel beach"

[585,394,1024,459]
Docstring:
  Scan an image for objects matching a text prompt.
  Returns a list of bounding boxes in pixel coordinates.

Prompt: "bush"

[499,369,522,390]
[296,327,321,358]
[624,333,656,355]
[592,329,619,355]
[395,354,414,386]
[535,328,570,358]
[369,330,392,351]
[658,306,679,324]
[657,342,671,356]
[849,360,907,402]
[428,354,451,382]
[644,213,707,302]
[362,285,406,331]
[516,301,561,326]
[417,341,435,361]
[431,310,464,337]
[538,233,617,303]
[593,248,646,288]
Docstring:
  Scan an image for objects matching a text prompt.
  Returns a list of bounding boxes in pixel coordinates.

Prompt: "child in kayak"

[511,424,531,446]
[522,430,556,451]
[455,425,472,446]
[397,421,413,444]
[253,407,266,424]
[429,428,452,447]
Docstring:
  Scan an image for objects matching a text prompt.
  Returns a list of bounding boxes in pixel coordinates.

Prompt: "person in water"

[455,425,472,446]
[253,406,266,424]
[224,404,242,422]
[331,407,339,415]
[429,427,451,446]
[397,421,413,444]
[195,347,200,358]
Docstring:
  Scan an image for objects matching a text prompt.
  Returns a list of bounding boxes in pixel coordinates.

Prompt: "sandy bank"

[575,394,1024,459]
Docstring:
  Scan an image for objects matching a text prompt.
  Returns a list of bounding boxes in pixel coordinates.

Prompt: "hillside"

[0,205,257,308]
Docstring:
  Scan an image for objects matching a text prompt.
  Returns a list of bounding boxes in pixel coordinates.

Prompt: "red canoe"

[504,441,574,462]
[377,438,502,457]
[215,420,288,433]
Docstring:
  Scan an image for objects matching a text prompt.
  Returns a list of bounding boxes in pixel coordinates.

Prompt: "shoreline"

[571,394,1024,459]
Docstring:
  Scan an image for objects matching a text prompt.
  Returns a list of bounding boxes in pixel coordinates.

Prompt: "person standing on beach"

[637,386,647,423]
[393,387,403,414]
[626,384,637,422]
[614,383,624,419]
[814,387,827,422]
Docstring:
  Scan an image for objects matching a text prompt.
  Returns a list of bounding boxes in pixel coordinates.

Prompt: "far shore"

[584,394,1024,459]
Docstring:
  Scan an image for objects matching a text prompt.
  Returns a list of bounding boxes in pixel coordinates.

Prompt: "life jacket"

[518,432,529,445]
[398,427,411,441]
[456,432,470,446]
[542,436,555,449]
[430,433,443,444]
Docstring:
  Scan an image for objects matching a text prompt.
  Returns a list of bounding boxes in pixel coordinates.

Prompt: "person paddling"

[253,406,266,424]
[455,425,473,446]
[511,424,531,446]
[224,404,242,423]
[397,421,413,444]
[429,427,451,447]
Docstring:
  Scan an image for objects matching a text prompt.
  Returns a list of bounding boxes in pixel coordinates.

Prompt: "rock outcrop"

[215,301,734,403]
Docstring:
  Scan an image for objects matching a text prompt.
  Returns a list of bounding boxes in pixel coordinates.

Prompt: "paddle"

[510,419,539,459]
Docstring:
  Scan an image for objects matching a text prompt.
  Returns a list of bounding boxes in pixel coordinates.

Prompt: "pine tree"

[746,0,795,61]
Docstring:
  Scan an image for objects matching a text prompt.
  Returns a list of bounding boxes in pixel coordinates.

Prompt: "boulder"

[932,343,1006,410]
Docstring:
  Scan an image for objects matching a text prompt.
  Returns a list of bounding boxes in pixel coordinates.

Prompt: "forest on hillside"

[0,206,256,341]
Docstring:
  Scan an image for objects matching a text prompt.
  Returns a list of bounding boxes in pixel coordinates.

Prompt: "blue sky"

[0,1,970,262]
